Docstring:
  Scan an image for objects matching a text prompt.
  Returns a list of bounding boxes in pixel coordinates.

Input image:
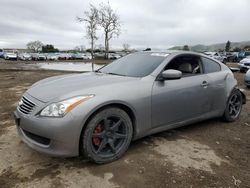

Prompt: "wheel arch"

[227,85,246,104]
[78,101,137,155]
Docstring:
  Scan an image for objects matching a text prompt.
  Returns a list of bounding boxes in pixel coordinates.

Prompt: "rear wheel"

[223,89,243,122]
[81,107,133,164]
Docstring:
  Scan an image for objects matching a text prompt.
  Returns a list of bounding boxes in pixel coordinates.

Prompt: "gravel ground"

[0,68,249,188]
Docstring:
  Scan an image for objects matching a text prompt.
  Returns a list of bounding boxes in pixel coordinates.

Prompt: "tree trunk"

[105,32,108,59]
[91,38,94,71]
[106,40,109,59]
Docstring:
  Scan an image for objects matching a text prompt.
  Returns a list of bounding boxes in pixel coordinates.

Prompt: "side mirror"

[161,69,182,80]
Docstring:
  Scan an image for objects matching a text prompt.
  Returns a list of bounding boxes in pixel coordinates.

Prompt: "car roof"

[137,50,203,58]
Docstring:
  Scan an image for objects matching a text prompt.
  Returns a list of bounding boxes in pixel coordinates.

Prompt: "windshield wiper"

[106,72,126,76]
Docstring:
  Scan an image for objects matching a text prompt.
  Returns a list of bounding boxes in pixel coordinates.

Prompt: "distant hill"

[168,41,250,52]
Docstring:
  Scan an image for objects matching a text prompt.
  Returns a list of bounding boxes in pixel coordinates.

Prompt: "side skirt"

[133,110,221,140]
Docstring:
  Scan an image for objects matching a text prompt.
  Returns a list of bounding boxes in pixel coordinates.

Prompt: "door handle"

[201,81,208,88]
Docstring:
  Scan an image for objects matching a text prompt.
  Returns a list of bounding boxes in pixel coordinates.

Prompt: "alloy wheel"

[91,116,128,157]
[228,93,242,119]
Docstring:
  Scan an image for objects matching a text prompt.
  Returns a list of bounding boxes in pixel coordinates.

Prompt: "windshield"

[99,53,167,77]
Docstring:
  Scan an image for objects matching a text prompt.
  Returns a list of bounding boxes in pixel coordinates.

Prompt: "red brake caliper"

[92,125,103,146]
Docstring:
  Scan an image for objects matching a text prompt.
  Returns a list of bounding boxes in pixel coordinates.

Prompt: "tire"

[81,107,133,164]
[223,89,243,122]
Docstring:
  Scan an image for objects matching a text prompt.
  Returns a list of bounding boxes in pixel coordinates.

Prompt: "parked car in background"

[58,53,72,60]
[72,53,91,60]
[95,52,105,58]
[31,53,47,61]
[238,57,250,72]
[18,53,32,61]
[245,69,250,88]
[203,52,226,63]
[46,53,59,61]
[14,51,246,164]
[0,49,4,58]
[117,52,128,57]
[108,53,121,59]
[225,52,238,62]
[4,52,17,60]
[85,53,92,60]
[238,51,250,61]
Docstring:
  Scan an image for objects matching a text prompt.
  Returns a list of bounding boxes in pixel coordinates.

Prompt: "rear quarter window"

[201,57,221,73]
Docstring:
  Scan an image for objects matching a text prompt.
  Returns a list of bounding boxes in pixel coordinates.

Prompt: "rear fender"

[224,73,246,104]
[238,88,246,104]
[229,87,246,105]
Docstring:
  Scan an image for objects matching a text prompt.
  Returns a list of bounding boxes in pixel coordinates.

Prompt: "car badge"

[18,100,23,106]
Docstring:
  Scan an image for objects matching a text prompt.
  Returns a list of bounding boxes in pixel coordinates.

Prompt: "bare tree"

[99,2,121,59]
[26,41,43,52]
[122,43,130,52]
[77,4,99,71]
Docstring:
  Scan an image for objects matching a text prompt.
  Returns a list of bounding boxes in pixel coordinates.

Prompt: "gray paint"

[14,51,240,157]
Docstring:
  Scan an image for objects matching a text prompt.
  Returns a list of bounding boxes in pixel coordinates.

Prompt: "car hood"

[27,72,139,103]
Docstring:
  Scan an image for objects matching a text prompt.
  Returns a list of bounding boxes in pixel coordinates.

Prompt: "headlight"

[40,95,94,117]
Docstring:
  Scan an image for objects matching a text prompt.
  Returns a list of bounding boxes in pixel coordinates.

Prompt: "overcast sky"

[0,0,249,50]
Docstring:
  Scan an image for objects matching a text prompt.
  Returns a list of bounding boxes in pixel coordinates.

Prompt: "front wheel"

[81,107,133,164]
[223,89,243,122]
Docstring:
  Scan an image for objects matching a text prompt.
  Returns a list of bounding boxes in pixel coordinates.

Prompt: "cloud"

[0,0,249,49]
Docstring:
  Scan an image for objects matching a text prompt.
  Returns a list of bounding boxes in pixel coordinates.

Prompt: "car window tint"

[100,53,166,77]
[201,57,221,73]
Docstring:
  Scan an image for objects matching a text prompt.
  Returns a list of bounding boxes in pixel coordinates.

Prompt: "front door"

[151,55,213,128]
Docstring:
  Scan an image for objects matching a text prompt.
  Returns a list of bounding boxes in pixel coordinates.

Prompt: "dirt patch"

[0,69,249,187]
[152,138,228,172]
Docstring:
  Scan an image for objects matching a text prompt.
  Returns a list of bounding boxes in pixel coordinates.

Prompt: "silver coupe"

[14,51,246,163]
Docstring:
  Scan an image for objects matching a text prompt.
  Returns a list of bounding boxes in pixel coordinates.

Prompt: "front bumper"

[14,107,82,157]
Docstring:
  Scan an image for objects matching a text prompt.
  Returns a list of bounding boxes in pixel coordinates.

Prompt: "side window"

[165,55,203,76]
[201,57,221,73]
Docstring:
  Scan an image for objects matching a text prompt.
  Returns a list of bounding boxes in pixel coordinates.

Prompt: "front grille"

[244,63,250,66]
[22,129,50,145]
[18,96,36,115]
